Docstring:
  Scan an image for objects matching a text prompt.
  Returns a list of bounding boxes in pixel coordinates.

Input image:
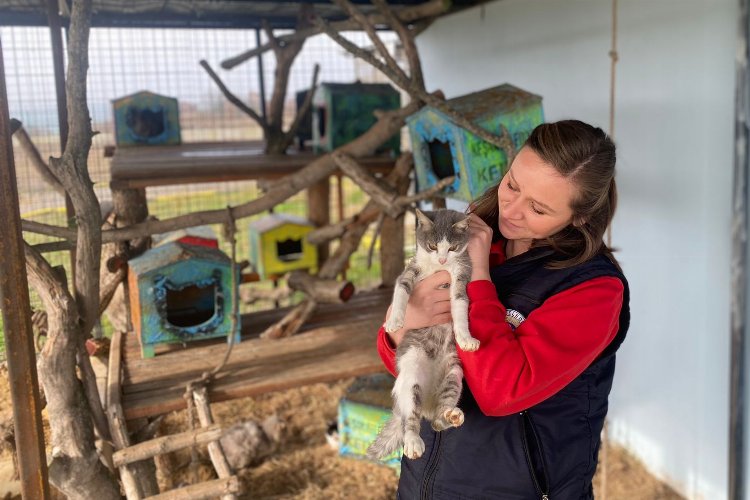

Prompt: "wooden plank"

[112,425,222,468]
[145,476,240,500]
[109,141,395,189]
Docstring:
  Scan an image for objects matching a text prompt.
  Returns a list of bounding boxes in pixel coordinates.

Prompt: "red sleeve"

[377,326,398,377]
[459,276,624,416]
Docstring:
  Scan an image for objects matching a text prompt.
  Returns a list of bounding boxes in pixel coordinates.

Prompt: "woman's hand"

[467,213,493,282]
[384,270,452,346]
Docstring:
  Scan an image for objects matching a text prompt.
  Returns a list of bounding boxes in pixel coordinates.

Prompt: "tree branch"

[11,119,66,196]
[220,0,449,69]
[282,63,320,147]
[200,59,268,132]
[372,0,424,88]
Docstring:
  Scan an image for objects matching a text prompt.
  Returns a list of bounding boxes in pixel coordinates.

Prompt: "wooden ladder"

[107,330,241,499]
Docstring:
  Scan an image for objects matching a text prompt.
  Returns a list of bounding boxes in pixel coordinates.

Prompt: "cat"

[368,208,480,461]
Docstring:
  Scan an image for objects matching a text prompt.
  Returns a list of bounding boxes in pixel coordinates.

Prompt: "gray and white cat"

[368,208,480,461]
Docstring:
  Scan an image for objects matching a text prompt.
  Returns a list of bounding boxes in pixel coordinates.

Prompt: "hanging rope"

[600,1,619,498]
[181,206,241,473]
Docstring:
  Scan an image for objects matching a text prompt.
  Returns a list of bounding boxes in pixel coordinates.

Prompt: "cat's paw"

[443,407,465,427]
[384,313,405,334]
[456,335,480,352]
[403,434,425,459]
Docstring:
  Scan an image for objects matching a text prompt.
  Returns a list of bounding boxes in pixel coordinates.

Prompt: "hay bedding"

[0,369,682,499]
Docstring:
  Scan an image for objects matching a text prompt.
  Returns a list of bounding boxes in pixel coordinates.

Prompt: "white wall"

[416,1,737,498]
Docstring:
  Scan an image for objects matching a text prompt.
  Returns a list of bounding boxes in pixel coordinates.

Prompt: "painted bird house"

[313,82,401,154]
[127,242,239,358]
[338,374,401,469]
[248,214,317,279]
[113,90,181,146]
[407,84,544,202]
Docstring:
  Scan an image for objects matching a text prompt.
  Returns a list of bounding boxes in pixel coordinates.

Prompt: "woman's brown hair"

[470,119,620,270]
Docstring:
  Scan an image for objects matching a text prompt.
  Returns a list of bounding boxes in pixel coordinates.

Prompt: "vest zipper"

[420,430,442,500]
[519,411,551,500]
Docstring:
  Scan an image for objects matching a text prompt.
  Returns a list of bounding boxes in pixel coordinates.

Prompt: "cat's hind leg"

[431,360,465,432]
[395,348,430,459]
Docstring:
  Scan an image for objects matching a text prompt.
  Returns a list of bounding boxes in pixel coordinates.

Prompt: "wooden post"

[307,178,330,266]
[0,36,51,500]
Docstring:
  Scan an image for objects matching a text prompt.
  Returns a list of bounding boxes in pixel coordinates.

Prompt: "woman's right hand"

[384,270,453,347]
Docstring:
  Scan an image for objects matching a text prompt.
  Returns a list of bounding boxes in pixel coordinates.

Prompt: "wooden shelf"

[109,140,395,189]
[119,288,391,420]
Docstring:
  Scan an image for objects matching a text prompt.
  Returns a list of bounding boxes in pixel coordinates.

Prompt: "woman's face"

[497,146,577,243]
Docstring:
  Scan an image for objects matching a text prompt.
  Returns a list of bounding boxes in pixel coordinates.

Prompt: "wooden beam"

[0,35,50,500]
[112,425,222,468]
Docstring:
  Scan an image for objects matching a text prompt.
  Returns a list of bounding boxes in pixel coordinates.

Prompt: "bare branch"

[220,0,449,69]
[332,0,408,83]
[11,120,66,196]
[200,60,268,132]
[372,0,424,88]
[283,63,320,146]
[333,152,401,219]
[22,100,423,244]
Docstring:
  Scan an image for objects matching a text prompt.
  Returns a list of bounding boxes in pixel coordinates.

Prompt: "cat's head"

[415,208,471,267]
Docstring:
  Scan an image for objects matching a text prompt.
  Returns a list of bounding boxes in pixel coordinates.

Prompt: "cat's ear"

[415,208,433,228]
[452,216,470,232]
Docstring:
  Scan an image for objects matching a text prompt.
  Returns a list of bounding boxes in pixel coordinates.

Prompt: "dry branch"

[260,299,318,339]
[315,12,516,159]
[112,425,222,468]
[220,0,449,69]
[22,99,423,244]
[200,60,267,133]
[287,270,354,303]
[306,215,357,245]
[10,119,65,196]
[282,63,320,148]
[240,285,293,305]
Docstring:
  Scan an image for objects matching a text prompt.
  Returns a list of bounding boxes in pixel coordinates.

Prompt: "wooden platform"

[110,141,396,189]
[119,288,391,421]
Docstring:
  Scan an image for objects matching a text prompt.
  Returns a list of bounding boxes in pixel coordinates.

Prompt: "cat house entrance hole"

[428,140,455,179]
[277,238,304,262]
[316,107,327,139]
[165,283,217,327]
[125,105,166,139]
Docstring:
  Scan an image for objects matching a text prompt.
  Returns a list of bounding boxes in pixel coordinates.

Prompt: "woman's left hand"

[466,213,493,282]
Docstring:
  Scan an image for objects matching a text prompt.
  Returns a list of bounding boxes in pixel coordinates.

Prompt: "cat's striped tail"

[367,416,403,460]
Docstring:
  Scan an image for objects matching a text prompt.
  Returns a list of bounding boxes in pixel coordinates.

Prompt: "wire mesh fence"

[1,25,416,360]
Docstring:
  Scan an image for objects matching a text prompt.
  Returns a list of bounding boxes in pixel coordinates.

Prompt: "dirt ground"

[0,368,683,499]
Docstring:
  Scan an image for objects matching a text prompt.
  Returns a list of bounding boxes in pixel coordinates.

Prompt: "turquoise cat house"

[407,84,544,202]
[127,241,240,358]
[112,90,181,146]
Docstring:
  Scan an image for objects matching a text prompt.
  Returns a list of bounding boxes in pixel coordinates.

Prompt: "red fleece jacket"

[376,242,624,417]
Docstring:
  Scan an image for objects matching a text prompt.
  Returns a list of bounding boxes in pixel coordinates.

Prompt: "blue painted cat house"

[113,90,181,146]
[407,83,544,202]
[127,241,239,358]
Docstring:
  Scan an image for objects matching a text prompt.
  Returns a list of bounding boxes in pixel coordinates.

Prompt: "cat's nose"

[438,257,447,265]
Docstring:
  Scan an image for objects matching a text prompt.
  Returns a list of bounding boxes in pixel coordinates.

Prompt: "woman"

[376,120,629,499]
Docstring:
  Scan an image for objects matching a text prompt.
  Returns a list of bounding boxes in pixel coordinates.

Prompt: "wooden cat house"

[112,90,181,146]
[249,214,317,279]
[407,83,544,202]
[312,82,401,154]
[127,241,239,358]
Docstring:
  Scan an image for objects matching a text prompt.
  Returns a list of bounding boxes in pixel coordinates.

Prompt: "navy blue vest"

[397,247,630,500]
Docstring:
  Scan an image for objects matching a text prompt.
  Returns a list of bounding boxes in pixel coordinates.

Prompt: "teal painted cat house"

[127,241,239,358]
[407,84,544,202]
[312,82,401,154]
[113,90,181,146]
[338,374,401,470]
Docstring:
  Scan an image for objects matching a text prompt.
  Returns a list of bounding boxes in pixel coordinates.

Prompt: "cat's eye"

[449,245,458,251]
[428,243,437,251]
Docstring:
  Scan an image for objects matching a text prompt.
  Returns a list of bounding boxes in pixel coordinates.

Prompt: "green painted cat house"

[407,84,544,203]
[127,241,239,358]
[312,82,401,154]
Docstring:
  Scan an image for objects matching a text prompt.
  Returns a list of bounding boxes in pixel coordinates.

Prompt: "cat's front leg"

[450,268,480,352]
[384,264,420,333]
